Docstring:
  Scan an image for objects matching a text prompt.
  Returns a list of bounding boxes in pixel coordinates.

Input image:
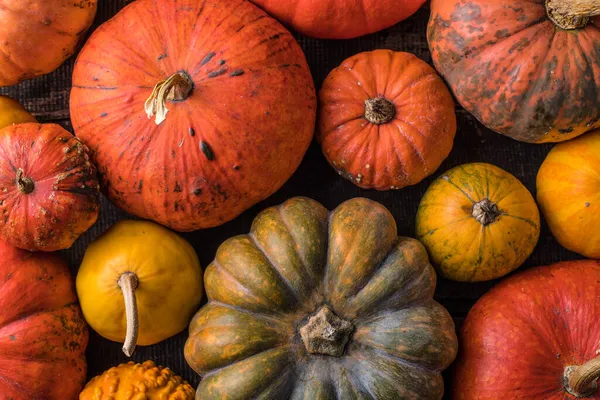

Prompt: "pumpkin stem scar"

[299,305,354,357]
[364,97,396,125]
[564,356,600,397]
[15,168,35,194]
[546,0,600,30]
[144,71,194,125]
[118,272,139,357]
[472,198,501,226]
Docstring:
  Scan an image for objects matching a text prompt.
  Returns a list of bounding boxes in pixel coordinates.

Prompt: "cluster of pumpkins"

[0,0,599,398]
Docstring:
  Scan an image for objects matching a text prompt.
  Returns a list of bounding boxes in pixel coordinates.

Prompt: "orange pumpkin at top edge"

[0,0,97,86]
[428,0,600,143]
[318,50,457,190]
[249,0,426,39]
[70,0,316,232]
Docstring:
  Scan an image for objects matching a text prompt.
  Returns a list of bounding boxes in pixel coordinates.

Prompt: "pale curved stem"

[118,272,139,357]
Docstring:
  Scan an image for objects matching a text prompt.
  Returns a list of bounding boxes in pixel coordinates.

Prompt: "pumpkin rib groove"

[393,121,429,175]
[200,344,295,380]
[211,259,289,315]
[502,214,539,228]
[442,177,476,204]
[511,30,557,131]
[276,206,321,286]
[354,297,432,326]
[391,73,438,103]
[418,216,473,237]
[0,301,80,330]
[247,233,305,304]
[354,338,446,374]
[184,2,210,68]
[209,300,289,327]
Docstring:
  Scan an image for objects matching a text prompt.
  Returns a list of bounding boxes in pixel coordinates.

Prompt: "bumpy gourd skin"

[80,361,194,400]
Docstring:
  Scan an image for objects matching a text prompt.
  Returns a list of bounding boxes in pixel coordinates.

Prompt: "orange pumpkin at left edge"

[0,0,97,86]
[0,123,100,251]
[0,240,88,399]
[318,50,457,190]
[70,0,316,232]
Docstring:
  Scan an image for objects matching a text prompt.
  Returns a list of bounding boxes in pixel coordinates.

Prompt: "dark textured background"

[0,0,582,397]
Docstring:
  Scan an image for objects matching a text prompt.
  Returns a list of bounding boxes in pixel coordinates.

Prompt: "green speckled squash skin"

[185,197,458,399]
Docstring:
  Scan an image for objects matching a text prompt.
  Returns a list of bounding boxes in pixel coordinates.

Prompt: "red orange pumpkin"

[428,0,600,143]
[250,0,426,39]
[454,260,600,399]
[0,240,88,399]
[0,123,100,251]
[0,0,97,86]
[318,50,456,190]
[70,0,316,232]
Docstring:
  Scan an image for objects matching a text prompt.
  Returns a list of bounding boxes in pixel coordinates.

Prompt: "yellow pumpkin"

[76,220,203,356]
[416,163,540,282]
[0,95,36,129]
[79,360,194,400]
[537,129,600,258]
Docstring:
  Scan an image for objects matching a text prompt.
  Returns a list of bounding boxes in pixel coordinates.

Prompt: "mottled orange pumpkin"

[416,163,540,282]
[318,50,457,190]
[0,240,88,399]
[0,0,97,86]
[250,0,426,39]
[70,0,316,232]
[454,260,600,399]
[428,0,600,143]
[185,197,458,399]
[0,123,100,251]
[537,128,600,258]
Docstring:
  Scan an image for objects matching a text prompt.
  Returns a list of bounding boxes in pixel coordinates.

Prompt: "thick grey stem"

[15,168,35,194]
[118,272,139,357]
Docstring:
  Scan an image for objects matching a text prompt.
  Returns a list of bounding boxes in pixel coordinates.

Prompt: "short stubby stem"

[364,97,396,125]
[299,305,354,357]
[144,71,194,125]
[16,168,35,194]
[118,272,139,357]
[564,356,600,397]
[546,0,600,29]
[472,199,501,226]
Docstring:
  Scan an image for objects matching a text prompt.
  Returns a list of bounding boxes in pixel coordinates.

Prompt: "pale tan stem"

[547,0,600,29]
[118,272,139,357]
[564,356,600,397]
[144,71,193,125]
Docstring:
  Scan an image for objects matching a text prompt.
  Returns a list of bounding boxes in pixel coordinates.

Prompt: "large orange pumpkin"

[428,0,600,143]
[454,260,600,399]
[70,0,316,232]
[250,0,426,39]
[0,0,97,86]
[318,50,457,190]
[0,240,88,399]
[0,123,100,251]
[537,128,600,258]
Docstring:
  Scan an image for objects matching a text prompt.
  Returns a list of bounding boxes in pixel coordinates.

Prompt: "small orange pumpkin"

[0,123,100,251]
[416,163,540,282]
[318,50,456,190]
[0,0,97,86]
[537,128,600,258]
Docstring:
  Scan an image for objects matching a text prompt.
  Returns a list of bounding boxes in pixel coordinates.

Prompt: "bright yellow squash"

[416,163,540,282]
[79,360,194,400]
[76,220,203,356]
[0,95,36,129]
[537,129,600,258]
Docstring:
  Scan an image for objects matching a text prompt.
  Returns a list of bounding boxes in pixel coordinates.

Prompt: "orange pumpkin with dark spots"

[0,240,88,399]
[318,50,456,190]
[0,0,97,86]
[70,0,316,232]
[0,123,100,251]
[428,0,600,143]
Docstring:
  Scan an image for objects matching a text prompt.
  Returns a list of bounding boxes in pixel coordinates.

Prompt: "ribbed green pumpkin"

[185,197,458,399]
